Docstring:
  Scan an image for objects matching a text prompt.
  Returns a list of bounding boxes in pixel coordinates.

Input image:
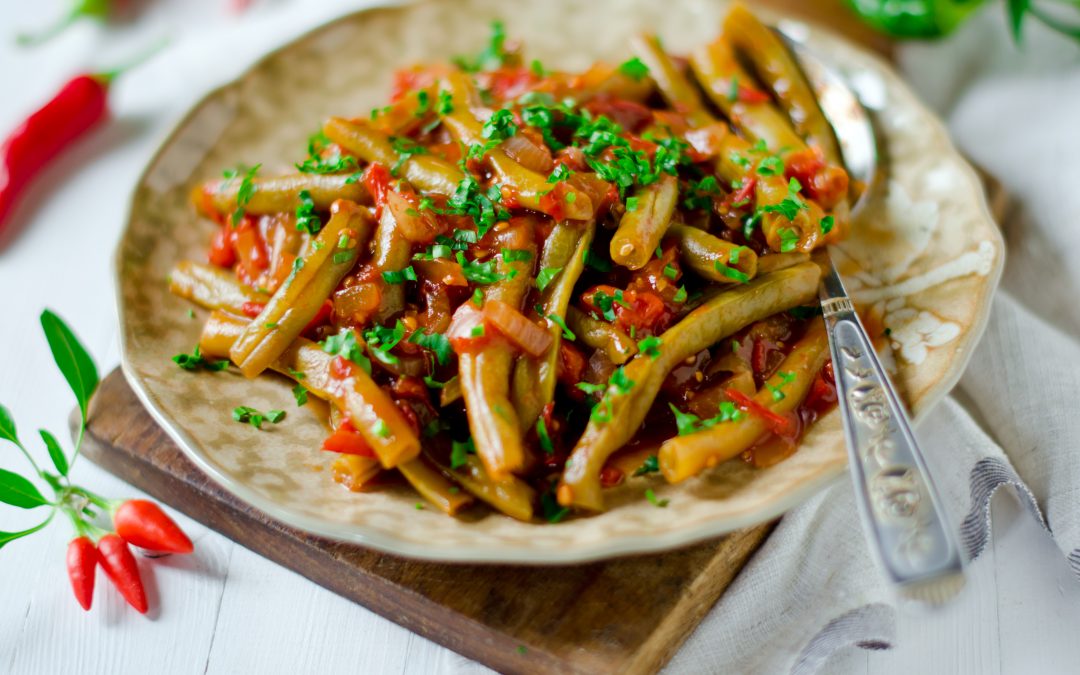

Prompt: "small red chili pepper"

[97,534,148,614]
[114,500,194,554]
[66,536,98,611]
[0,44,162,245]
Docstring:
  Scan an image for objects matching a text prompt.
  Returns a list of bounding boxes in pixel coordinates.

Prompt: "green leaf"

[0,519,52,551]
[1007,0,1030,41]
[38,430,68,476]
[0,404,21,448]
[0,468,49,509]
[39,310,99,421]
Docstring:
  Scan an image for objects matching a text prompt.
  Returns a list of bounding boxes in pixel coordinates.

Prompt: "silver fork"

[781,35,966,604]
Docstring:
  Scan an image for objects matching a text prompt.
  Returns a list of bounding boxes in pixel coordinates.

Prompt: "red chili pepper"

[0,75,109,239]
[97,534,148,614]
[66,536,98,611]
[600,466,625,488]
[0,45,161,245]
[114,500,193,554]
[362,162,392,220]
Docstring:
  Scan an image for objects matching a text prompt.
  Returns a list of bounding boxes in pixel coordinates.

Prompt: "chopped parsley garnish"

[617,56,650,81]
[382,266,417,284]
[729,246,746,265]
[295,189,321,235]
[547,163,572,183]
[672,286,688,303]
[482,108,519,142]
[445,176,509,237]
[547,314,575,340]
[536,418,554,454]
[669,401,744,436]
[501,248,533,263]
[576,381,605,396]
[663,263,678,280]
[471,288,484,306]
[409,329,453,365]
[625,196,640,212]
[292,384,308,406]
[645,488,669,508]
[457,252,505,284]
[766,371,797,401]
[730,151,751,170]
[609,366,635,394]
[374,419,391,438]
[232,406,285,430]
[541,490,570,523]
[414,90,431,118]
[450,437,476,469]
[332,251,354,264]
[389,136,427,177]
[224,163,261,226]
[363,321,406,365]
[436,90,455,115]
[820,215,836,235]
[470,325,486,337]
[452,21,509,72]
[778,227,799,253]
[715,260,750,283]
[321,329,372,374]
[296,131,357,175]
[172,345,229,372]
[633,454,660,476]
[414,243,453,261]
[760,177,808,222]
[638,336,662,359]
[536,266,562,292]
[755,154,785,177]
[530,59,546,77]
[683,175,720,210]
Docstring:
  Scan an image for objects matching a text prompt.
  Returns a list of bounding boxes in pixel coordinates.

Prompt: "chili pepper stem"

[15,13,80,48]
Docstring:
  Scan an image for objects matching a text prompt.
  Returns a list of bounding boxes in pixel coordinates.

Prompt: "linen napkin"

[665,9,1080,674]
[99,3,1080,673]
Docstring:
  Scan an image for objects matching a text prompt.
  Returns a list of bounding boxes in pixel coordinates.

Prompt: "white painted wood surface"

[2,2,1079,673]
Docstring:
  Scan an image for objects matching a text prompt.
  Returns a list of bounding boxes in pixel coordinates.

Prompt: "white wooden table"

[2,2,1079,673]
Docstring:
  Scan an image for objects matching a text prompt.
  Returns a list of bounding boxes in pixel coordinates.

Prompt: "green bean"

[371,205,413,323]
[609,174,678,270]
[230,200,373,378]
[631,34,714,129]
[323,117,464,196]
[169,261,268,315]
[435,454,535,522]
[660,318,829,482]
[558,261,821,510]
[564,307,638,366]
[400,455,475,515]
[195,173,368,218]
[458,224,538,478]
[511,219,595,428]
[756,251,810,275]
[669,223,758,284]
[689,39,806,153]
[722,4,843,166]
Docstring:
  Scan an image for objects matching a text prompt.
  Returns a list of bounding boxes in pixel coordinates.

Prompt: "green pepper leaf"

[38,430,68,477]
[0,404,21,449]
[0,519,52,551]
[39,310,99,422]
[0,468,49,509]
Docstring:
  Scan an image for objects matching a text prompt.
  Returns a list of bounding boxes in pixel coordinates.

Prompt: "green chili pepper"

[18,0,113,47]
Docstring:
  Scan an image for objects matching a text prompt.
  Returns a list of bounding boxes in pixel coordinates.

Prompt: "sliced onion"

[447,301,488,354]
[333,284,381,325]
[385,190,439,243]
[502,134,554,174]
[483,300,553,358]
[414,259,468,287]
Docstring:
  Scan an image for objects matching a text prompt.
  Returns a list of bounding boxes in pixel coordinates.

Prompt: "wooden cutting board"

[80,369,775,675]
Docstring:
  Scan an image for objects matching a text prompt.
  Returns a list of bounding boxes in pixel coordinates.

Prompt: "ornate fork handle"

[821,264,964,603]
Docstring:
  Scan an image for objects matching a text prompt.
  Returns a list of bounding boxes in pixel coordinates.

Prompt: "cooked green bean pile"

[172,3,848,520]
